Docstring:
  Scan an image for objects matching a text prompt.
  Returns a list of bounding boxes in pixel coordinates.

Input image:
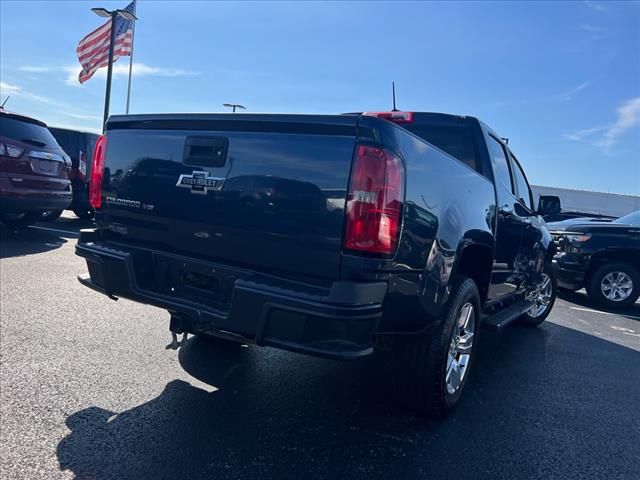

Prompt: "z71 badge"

[176,171,225,195]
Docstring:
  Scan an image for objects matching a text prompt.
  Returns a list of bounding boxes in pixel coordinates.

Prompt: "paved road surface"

[1,213,639,479]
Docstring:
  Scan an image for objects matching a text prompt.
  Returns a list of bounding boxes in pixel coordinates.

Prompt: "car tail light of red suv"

[89,134,107,209]
[0,142,25,158]
[68,150,87,182]
[344,144,405,256]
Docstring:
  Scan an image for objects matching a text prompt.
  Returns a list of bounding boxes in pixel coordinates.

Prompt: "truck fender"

[449,235,494,304]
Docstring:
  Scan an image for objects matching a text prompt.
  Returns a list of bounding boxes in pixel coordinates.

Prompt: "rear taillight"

[363,111,414,124]
[89,135,107,209]
[344,145,405,255]
[0,142,25,158]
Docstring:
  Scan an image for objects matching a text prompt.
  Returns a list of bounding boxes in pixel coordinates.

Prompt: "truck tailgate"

[98,114,359,283]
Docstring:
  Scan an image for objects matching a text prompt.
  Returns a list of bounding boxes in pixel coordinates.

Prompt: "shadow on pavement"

[558,288,640,322]
[56,323,638,479]
[0,214,90,259]
[0,224,70,258]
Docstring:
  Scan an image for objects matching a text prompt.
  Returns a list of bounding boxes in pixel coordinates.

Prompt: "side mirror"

[537,195,561,216]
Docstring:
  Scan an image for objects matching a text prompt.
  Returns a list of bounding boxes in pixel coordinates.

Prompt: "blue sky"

[1,0,639,194]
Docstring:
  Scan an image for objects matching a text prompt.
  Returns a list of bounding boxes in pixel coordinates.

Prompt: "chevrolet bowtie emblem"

[176,171,225,195]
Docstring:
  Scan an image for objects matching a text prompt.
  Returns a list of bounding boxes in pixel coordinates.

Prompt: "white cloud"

[1,81,101,128]
[597,97,640,150]
[561,126,606,141]
[0,81,22,94]
[15,63,199,86]
[19,62,198,86]
[67,63,198,85]
[584,1,607,13]
[563,97,640,151]
[580,23,608,41]
[581,24,606,34]
[18,66,52,73]
[64,112,102,121]
[0,81,54,104]
[556,81,591,102]
[115,63,197,78]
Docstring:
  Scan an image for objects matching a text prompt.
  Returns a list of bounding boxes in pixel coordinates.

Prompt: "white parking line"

[610,325,640,337]
[28,225,79,236]
[570,306,640,321]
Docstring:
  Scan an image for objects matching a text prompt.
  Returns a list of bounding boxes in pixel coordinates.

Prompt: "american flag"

[76,1,136,84]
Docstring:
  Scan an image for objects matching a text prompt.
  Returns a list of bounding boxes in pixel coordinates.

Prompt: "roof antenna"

[0,96,9,109]
[391,82,399,111]
[392,82,399,112]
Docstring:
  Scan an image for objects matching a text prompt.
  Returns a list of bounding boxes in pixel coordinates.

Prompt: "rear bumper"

[0,176,72,213]
[75,230,386,360]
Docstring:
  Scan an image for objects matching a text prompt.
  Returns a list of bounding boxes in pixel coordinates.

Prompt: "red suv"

[0,110,72,226]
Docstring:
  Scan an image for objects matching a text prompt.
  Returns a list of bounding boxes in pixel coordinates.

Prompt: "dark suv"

[49,127,99,219]
[0,110,72,226]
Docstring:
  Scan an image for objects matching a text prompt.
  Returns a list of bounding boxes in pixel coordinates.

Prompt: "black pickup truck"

[76,111,557,417]
[548,210,640,308]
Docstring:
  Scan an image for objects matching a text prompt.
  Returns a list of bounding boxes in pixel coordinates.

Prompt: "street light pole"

[102,11,118,132]
[223,103,246,113]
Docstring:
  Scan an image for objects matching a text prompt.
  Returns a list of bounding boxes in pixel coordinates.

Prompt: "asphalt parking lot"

[1,212,639,480]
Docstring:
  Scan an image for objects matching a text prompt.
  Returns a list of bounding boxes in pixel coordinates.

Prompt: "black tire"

[40,209,64,222]
[0,212,38,227]
[73,207,94,219]
[393,277,481,418]
[586,262,640,309]
[516,263,558,327]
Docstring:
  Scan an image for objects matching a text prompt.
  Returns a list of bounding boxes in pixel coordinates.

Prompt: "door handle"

[183,136,229,167]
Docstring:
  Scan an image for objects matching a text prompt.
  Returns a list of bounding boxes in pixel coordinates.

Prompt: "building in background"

[532,185,640,218]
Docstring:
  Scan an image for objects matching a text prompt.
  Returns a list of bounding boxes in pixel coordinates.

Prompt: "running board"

[481,300,534,330]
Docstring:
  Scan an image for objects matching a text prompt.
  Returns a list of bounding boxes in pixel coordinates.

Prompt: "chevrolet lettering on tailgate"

[176,171,225,195]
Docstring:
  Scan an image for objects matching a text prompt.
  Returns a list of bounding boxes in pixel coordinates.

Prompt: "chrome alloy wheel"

[446,302,475,395]
[601,271,634,302]
[527,273,553,318]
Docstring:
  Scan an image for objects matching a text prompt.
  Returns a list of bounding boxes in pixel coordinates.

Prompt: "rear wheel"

[587,262,640,309]
[393,277,480,418]
[73,207,94,219]
[0,212,39,227]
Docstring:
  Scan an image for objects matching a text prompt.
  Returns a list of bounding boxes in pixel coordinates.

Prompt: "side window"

[487,135,513,194]
[509,153,534,211]
[405,125,481,175]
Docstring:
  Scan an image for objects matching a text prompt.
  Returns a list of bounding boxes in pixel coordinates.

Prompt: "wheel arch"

[586,249,640,281]
[451,241,493,305]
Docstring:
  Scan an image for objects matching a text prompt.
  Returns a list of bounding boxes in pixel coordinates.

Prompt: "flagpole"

[102,11,118,132]
[125,0,137,114]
